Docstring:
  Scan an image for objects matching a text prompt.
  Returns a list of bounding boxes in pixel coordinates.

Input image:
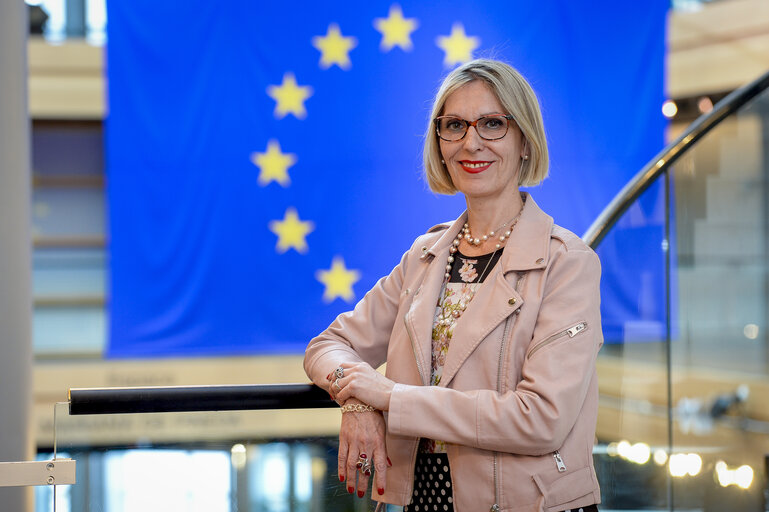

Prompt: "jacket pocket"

[532,466,593,510]
[526,321,587,359]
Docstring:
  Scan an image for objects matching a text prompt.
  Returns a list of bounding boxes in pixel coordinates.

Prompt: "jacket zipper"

[402,314,427,503]
[491,304,518,511]
[553,450,567,472]
[526,321,587,359]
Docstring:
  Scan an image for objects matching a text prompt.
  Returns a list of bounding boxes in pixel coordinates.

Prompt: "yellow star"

[436,23,480,67]
[374,5,418,52]
[266,72,313,119]
[316,256,361,303]
[269,207,315,254]
[312,23,358,70]
[251,139,296,187]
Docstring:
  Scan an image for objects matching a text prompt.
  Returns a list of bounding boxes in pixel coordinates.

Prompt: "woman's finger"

[355,452,371,498]
[372,442,388,496]
[337,435,349,484]
[346,444,361,495]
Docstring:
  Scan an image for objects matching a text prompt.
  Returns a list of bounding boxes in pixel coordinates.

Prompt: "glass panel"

[52,403,382,512]
[668,87,769,509]
[593,181,670,510]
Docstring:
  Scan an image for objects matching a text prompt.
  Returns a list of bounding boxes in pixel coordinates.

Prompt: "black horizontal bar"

[68,383,336,415]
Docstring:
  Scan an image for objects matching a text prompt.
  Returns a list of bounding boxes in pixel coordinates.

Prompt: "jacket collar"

[424,192,554,272]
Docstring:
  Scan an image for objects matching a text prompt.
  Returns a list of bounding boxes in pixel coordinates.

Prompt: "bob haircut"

[423,59,549,194]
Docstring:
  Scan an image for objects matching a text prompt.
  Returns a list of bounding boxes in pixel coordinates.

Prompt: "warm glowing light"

[735,465,754,489]
[662,100,678,118]
[715,460,753,489]
[617,440,632,459]
[743,324,759,340]
[628,443,651,464]
[607,442,618,457]
[311,457,327,481]
[697,96,713,114]
[231,444,247,469]
[716,461,730,487]
[669,453,688,477]
[653,449,668,466]
[686,453,702,476]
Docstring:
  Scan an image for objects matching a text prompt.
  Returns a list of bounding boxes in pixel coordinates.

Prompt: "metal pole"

[0,1,34,511]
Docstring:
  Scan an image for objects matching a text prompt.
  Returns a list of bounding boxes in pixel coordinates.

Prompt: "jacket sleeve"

[387,243,602,456]
[303,244,414,388]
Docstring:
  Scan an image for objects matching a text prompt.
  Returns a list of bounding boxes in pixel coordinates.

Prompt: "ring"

[333,379,342,391]
[334,366,344,379]
[357,456,371,474]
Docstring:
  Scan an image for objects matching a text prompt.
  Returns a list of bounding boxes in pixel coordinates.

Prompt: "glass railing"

[51,71,769,511]
[588,70,769,510]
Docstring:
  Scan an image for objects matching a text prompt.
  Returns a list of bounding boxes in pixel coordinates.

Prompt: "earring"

[523,155,529,160]
[441,159,445,164]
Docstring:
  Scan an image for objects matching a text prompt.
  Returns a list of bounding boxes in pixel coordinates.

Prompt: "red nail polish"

[339,474,344,482]
[387,457,392,466]
[357,490,364,498]
[348,486,354,494]
[378,487,384,495]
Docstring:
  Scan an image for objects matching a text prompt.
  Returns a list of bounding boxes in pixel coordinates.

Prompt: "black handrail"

[68,383,335,415]
[582,68,769,249]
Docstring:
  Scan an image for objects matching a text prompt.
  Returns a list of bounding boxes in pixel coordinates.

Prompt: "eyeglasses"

[434,114,515,142]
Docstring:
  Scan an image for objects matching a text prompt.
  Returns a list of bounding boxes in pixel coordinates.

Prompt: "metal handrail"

[68,383,334,415]
[582,69,769,249]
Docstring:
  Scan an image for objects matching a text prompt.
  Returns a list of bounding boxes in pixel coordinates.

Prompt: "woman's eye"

[445,119,464,131]
[483,118,503,129]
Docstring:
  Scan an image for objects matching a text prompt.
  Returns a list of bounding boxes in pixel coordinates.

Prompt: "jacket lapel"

[439,269,523,388]
[404,215,465,386]
[439,194,554,388]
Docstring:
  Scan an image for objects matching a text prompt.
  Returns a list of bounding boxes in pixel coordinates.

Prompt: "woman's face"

[439,80,525,202]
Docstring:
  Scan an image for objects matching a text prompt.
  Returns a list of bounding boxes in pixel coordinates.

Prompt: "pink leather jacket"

[304,194,603,512]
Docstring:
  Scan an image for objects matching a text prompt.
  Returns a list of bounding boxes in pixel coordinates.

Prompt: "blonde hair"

[423,59,549,194]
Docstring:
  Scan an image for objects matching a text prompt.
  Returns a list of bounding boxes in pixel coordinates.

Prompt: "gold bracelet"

[340,403,377,413]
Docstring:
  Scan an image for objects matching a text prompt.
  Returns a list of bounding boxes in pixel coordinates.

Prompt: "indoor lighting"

[230,444,247,469]
[697,96,713,114]
[716,461,754,489]
[668,453,701,477]
[662,100,678,118]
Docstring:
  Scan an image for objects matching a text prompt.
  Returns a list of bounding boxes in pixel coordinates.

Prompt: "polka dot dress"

[404,453,454,512]
[402,453,600,512]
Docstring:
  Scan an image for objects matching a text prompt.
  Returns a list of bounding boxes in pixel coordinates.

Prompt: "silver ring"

[333,379,342,391]
[357,457,371,474]
[334,366,344,379]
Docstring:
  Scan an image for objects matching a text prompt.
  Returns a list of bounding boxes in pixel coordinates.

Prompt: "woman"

[304,59,602,512]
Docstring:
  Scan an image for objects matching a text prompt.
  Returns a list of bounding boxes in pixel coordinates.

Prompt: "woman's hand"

[331,362,395,411]
[337,402,390,497]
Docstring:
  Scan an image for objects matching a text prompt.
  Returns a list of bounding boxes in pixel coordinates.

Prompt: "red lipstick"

[459,160,492,174]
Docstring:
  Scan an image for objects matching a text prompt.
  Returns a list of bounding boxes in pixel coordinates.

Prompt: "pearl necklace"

[462,219,515,247]
[445,208,524,280]
[438,207,524,324]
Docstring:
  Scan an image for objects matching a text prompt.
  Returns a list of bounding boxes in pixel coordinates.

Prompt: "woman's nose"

[462,125,485,151]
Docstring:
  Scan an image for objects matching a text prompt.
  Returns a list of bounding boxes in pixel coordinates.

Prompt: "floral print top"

[420,249,502,454]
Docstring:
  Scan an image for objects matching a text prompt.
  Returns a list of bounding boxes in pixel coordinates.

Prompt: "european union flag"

[106,1,668,357]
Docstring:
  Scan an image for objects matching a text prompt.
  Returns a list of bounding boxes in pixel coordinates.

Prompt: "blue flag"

[106,1,668,357]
